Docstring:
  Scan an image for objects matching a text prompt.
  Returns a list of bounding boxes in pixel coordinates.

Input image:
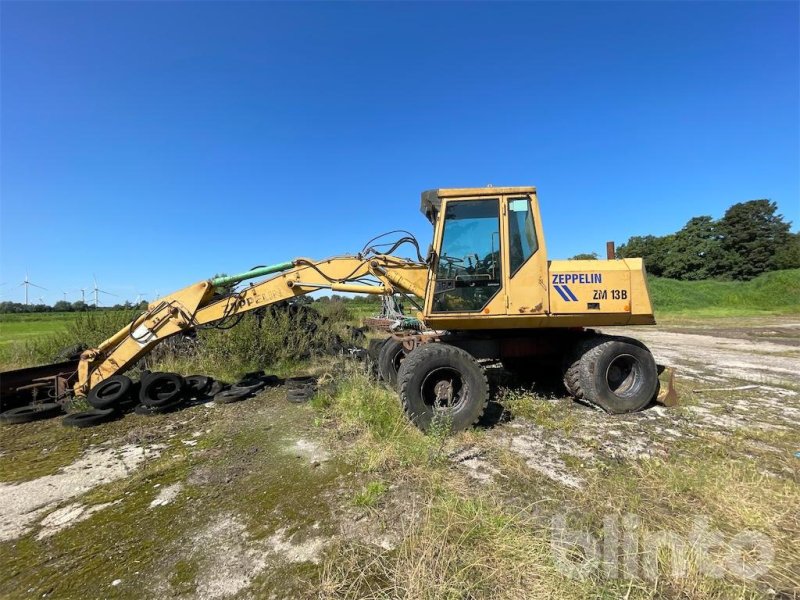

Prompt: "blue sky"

[1,1,798,304]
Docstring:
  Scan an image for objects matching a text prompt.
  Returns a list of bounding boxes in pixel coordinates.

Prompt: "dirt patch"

[290,438,331,465]
[36,500,121,540]
[610,324,800,387]
[149,482,183,508]
[191,514,269,600]
[0,442,164,541]
[266,526,327,564]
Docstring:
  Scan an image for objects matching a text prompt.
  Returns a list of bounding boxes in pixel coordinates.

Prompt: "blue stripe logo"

[553,284,578,302]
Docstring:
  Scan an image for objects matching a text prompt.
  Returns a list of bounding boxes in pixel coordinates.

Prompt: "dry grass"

[312,372,799,599]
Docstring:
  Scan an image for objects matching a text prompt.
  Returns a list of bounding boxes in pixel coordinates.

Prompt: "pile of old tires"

[285,376,318,403]
[1,368,321,429]
[55,371,280,428]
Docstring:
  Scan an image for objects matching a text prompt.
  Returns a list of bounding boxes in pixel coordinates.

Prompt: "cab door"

[425,196,508,316]
[502,193,549,315]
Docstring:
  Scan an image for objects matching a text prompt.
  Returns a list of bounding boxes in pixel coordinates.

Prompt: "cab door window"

[432,199,502,312]
[507,197,538,276]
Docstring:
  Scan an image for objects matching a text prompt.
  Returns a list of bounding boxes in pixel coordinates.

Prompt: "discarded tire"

[134,399,184,416]
[286,388,314,403]
[140,373,185,408]
[205,380,228,397]
[54,343,87,362]
[185,375,213,397]
[213,388,251,404]
[563,335,657,414]
[261,375,281,386]
[378,338,406,388]
[231,379,266,394]
[367,338,387,363]
[397,343,489,432]
[0,403,63,425]
[62,408,118,428]
[285,376,317,389]
[87,375,133,409]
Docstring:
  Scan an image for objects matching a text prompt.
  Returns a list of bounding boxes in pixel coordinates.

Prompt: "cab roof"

[420,186,536,223]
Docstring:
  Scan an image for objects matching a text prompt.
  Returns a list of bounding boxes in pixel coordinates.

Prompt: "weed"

[499,388,576,432]
[353,480,389,507]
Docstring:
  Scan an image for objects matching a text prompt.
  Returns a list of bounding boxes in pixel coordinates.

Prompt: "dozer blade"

[656,366,679,407]
[0,360,79,411]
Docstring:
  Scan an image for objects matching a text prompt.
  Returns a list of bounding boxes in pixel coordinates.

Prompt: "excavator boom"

[76,254,428,394]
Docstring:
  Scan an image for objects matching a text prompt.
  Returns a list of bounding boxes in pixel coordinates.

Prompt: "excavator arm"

[75,254,429,395]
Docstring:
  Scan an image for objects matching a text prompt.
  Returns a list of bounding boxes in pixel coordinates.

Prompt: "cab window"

[508,197,538,276]
[432,199,502,313]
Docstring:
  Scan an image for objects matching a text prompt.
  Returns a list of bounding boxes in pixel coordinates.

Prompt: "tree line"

[0,300,149,314]
[611,199,798,281]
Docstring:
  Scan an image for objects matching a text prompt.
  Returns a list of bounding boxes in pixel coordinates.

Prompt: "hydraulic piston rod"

[210,261,295,288]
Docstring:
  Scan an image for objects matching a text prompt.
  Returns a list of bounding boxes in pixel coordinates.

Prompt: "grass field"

[0,312,77,346]
[648,269,800,318]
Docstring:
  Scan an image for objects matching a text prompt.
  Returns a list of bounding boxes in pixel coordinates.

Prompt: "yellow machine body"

[419,186,654,330]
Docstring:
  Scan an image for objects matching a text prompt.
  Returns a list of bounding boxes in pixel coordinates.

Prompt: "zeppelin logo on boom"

[551,273,602,302]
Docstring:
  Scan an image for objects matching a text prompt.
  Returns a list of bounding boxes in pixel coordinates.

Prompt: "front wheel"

[564,335,658,413]
[397,343,488,432]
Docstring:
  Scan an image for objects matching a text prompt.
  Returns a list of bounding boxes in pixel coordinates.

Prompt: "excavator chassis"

[0,360,79,411]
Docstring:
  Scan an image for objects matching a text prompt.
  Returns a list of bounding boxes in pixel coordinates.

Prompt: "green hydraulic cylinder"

[211,261,295,288]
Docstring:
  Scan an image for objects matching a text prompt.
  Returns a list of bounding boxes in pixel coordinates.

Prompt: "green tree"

[616,234,674,277]
[662,216,731,280]
[718,200,791,280]
[773,231,800,270]
[569,252,598,260]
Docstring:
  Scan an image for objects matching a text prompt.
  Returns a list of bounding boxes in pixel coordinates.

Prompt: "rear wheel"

[564,335,657,413]
[397,343,488,432]
[378,338,406,388]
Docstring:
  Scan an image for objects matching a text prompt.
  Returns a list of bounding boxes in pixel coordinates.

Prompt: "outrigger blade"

[656,366,679,407]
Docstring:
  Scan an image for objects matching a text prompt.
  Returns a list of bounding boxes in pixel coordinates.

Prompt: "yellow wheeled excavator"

[0,186,675,431]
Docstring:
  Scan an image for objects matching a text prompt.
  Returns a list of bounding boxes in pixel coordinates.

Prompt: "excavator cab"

[419,187,655,330]
[420,187,550,326]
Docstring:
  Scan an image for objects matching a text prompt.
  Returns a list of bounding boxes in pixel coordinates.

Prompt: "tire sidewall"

[586,340,657,413]
[140,374,185,407]
[88,376,133,409]
[378,338,406,387]
[398,344,487,431]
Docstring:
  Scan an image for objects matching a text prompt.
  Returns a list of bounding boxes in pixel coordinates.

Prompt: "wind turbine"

[92,275,117,307]
[19,272,46,305]
[80,288,86,303]
[134,292,148,303]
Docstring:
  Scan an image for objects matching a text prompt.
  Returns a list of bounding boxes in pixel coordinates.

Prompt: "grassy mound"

[649,269,800,316]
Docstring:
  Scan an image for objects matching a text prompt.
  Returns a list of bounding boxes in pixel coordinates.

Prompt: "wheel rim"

[420,367,467,411]
[605,354,641,398]
[391,348,405,372]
